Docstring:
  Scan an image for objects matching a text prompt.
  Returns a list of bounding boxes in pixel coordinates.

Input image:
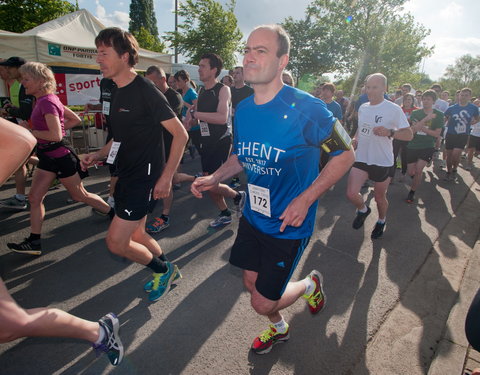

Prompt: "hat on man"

[0,57,26,67]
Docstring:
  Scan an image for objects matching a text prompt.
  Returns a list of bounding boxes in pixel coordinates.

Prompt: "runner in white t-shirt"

[346,73,413,239]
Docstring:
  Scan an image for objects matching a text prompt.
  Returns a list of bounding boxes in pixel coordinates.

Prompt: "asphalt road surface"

[0,154,479,375]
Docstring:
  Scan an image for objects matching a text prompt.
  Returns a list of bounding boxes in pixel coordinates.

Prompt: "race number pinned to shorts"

[247,183,271,217]
[359,123,373,137]
[102,101,110,116]
[106,141,120,164]
[200,121,210,137]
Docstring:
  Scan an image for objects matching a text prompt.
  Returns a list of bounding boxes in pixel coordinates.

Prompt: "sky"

[78,0,480,81]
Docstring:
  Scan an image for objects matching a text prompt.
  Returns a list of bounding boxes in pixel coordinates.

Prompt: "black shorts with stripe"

[229,217,310,301]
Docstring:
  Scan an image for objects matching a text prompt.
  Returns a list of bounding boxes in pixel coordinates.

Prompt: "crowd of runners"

[1,24,479,367]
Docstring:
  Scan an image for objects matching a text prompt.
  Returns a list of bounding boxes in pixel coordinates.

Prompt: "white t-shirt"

[356,100,410,166]
[471,121,480,137]
[434,99,449,113]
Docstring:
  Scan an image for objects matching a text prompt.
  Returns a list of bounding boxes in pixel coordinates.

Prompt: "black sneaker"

[93,313,124,366]
[371,221,386,239]
[0,196,27,210]
[352,206,371,229]
[7,238,42,255]
[406,191,415,204]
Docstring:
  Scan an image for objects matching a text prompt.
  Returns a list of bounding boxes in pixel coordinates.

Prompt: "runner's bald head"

[251,24,290,57]
[367,73,387,91]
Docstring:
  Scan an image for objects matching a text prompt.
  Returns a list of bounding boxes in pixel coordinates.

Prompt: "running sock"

[108,207,115,219]
[147,257,168,274]
[273,317,288,334]
[303,276,315,297]
[158,253,168,262]
[28,233,41,242]
[358,206,368,214]
[15,194,26,201]
[220,208,231,217]
[377,218,386,225]
[94,324,106,345]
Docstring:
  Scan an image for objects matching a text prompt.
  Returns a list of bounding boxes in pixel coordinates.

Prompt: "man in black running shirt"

[82,28,188,302]
[187,53,241,229]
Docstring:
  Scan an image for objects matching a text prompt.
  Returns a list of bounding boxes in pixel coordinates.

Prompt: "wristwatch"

[190,109,196,119]
[390,129,395,138]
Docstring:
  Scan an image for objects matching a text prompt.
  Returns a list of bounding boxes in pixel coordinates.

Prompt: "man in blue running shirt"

[443,87,479,180]
[191,24,354,355]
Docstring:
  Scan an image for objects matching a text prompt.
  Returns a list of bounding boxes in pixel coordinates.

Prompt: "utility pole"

[174,0,178,63]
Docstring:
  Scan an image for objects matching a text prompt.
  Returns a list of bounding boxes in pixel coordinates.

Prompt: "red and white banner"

[54,73,101,106]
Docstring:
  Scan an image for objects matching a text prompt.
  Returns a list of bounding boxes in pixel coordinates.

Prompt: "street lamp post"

[174,0,178,63]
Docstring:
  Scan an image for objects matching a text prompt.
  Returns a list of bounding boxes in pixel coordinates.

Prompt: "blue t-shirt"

[444,103,479,135]
[325,100,343,121]
[234,85,339,239]
[181,87,198,117]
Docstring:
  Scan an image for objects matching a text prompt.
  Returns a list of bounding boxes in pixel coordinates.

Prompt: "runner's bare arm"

[392,126,413,141]
[63,107,82,130]
[80,139,113,170]
[0,118,36,185]
[373,126,413,141]
[153,116,188,199]
[191,154,243,198]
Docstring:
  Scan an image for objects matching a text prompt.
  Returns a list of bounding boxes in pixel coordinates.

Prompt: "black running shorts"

[352,162,394,183]
[38,152,78,179]
[229,217,310,301]
[445,133,468,150]
[114,177,158,221]
[406,147,435,164]
[199,135,232,175]
[468,135,480,151]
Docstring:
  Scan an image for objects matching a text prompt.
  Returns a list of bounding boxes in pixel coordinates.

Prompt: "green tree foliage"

[129,0,158,36]
[442,54,480,88]
[282,0,432,87]
[132,27,166,53]
[390,71,433,92]
[129,0,165,53]
[0,0,76,33]
[283,14,351,80]
[165,0,243,69]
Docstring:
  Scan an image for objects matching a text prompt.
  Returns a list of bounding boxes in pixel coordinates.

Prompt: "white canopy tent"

[0,9,172,104]
[0,9,172,71]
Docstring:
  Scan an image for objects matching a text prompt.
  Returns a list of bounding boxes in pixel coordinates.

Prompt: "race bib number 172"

[247,183,271,217]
